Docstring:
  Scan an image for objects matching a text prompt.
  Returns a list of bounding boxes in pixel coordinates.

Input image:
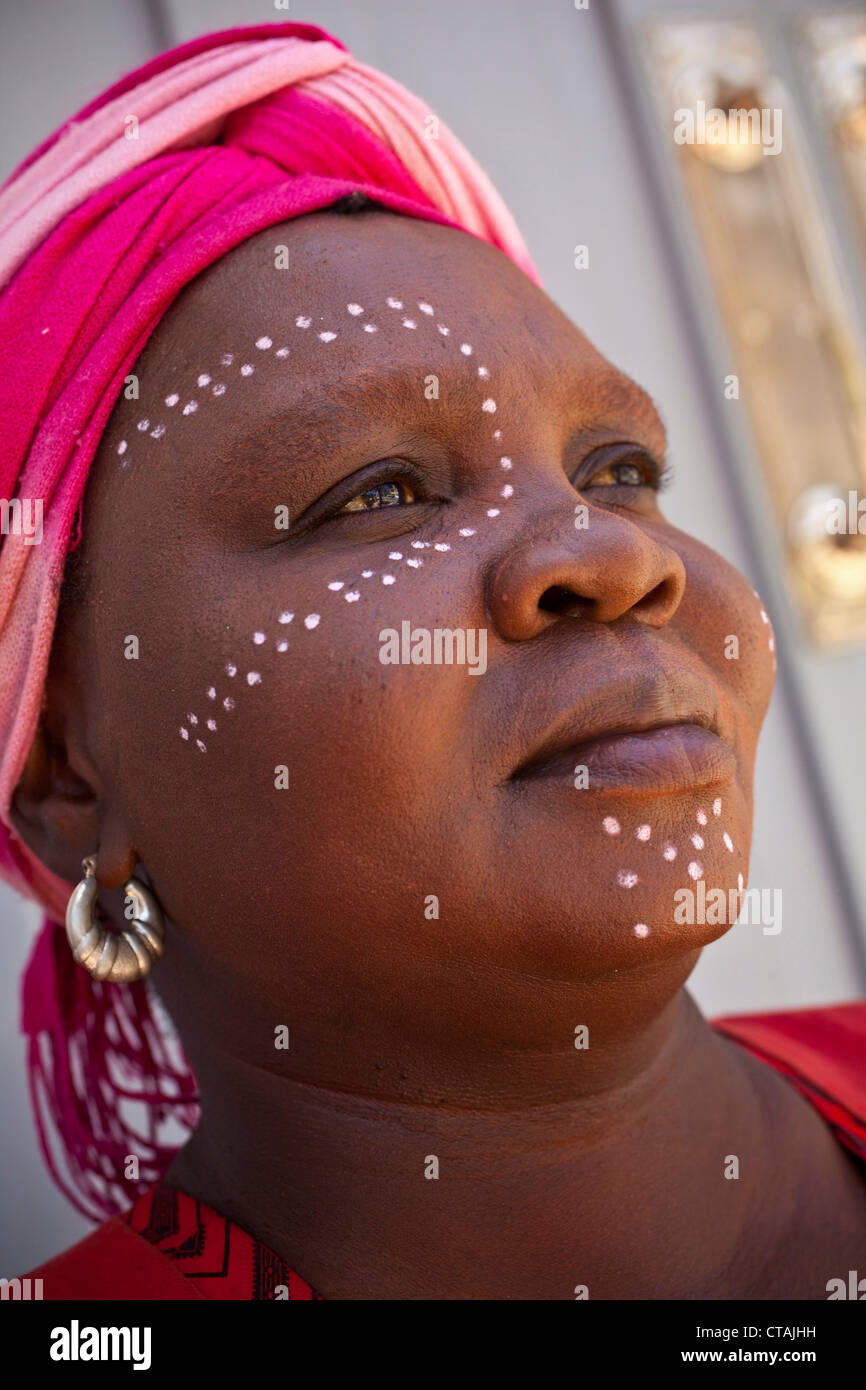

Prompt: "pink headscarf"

[0,22,540,1219]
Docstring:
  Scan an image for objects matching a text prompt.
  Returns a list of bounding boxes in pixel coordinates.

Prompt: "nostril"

[633,578,677,620]
[539,584,584,618]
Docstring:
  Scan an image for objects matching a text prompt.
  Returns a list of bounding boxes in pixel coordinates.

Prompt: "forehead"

[110,210,664,492]
[148,210,608,401]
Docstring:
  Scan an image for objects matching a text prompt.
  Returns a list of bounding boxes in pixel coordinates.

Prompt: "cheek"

[673,535,776,737]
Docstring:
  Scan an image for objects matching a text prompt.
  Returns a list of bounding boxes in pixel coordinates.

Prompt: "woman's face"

[44,210,775,1078]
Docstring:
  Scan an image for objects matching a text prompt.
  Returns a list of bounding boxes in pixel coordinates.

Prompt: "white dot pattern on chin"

[176,294,523,750]
[603,811,742,940]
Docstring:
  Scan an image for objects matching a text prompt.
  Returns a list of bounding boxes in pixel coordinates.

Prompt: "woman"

[1,21,864,1301]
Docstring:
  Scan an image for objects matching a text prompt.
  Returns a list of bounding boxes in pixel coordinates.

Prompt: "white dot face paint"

[117,440,127,456]
[634,923,649,938]
[617,870,639,888]
[723,833,734,852]
[688,861,703,880]
[713,798,722,817]
[696,810,707,825]
[196,740,206,753]
[603,817,620,835]
[206,719,217,732]
[636,824,651,841]
[691,833,704,850]
[175,289,543,753]
[663,844,677,861]
[180,726,189,740]
[137,419,150,432]
[737,873,744,892]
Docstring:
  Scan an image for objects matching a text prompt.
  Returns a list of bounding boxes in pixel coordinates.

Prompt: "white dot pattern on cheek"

[173,292,527,748]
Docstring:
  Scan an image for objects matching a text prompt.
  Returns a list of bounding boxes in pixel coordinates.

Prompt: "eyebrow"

[581,368,667,444]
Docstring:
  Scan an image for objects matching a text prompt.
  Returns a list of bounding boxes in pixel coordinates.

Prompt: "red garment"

[23,1002,866,1300]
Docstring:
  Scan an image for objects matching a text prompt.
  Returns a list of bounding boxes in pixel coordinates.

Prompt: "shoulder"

[20,1213,204,1300]
[710,1000,866,1158]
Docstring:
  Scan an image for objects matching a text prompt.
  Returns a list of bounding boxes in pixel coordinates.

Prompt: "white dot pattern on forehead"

[617,869,639,888]
[176,293,527,748]
[634,923,649,938]
[603,816,620,835]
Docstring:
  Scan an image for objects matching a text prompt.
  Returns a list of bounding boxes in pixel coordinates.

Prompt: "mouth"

[509,679,735,795]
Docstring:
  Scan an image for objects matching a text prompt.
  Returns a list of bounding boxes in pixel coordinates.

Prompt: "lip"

[510,675,734,795]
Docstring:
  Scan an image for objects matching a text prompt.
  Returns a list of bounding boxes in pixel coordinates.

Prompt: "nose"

[487,506,686,641]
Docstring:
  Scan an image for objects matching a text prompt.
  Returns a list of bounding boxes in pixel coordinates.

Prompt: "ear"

[9,715,135,891]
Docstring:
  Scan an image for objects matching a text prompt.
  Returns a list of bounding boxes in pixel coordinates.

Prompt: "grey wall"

[1,0,863,1275]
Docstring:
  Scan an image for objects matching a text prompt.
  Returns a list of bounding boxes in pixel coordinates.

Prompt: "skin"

[12,210,866,1300]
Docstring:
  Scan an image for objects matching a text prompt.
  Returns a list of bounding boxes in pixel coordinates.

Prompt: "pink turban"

[0,21,540,1218]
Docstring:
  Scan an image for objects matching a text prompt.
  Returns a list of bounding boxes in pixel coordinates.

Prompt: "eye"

[581,446,670,492]
[341,479,417,512]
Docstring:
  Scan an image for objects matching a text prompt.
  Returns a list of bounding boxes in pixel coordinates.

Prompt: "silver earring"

[65,855,166,982]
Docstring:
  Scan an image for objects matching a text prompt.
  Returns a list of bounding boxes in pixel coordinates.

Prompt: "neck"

[164,989,802,1299]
